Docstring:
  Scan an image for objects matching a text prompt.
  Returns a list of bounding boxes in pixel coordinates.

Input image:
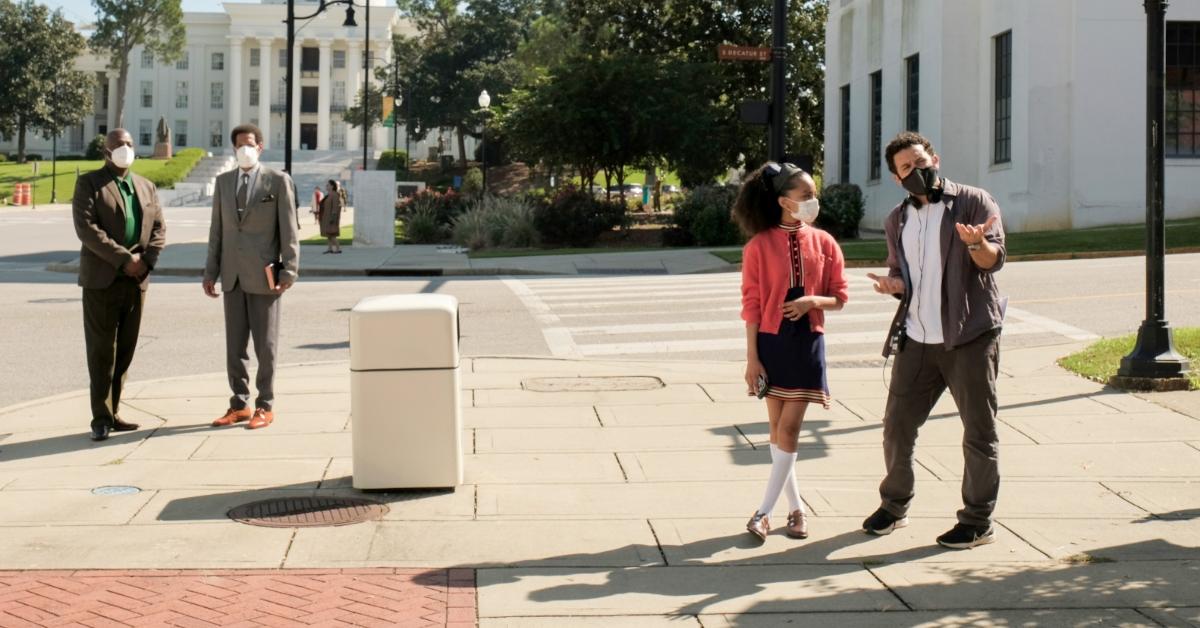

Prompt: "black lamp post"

[478,89,490,194]
[284,0,359,174]
[768,0,787,162]
[1117,0,1191,384]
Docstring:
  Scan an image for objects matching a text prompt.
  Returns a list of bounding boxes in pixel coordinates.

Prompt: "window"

[211,82,224,109]
[331,123,345,149]
[212,52,225,71]
[276,79,287,106]
[301,86,319,113]
[139,119,152,146]
[249,79,259,107]
[176,52,189,70]
[332,80,346,109]
[839,84,851,184]
[301,47,320,73]
[333,50,346,69]
[141,50,154,69]
[141,81,153,108]
[993,30,1012,164]
[1167,21,1200,157]
[250,48,260,68]
[175,81,188,109]
[905,54,919,131]
[175,120,188,146]
[100,81,109,109]
[210,121,223,148]
[279,49,287,68]
[869,70,882,180]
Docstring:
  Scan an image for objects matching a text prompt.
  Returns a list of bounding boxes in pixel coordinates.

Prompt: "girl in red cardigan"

[734,162,849,542]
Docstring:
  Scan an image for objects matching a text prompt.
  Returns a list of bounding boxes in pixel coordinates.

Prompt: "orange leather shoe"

[247,408,274,430]
[786,510,809,539]
[212,407,252,427]
[746,512,769,542]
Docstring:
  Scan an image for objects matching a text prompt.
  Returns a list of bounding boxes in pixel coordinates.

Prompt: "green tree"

[88,0,186,128]
[343,82,385,133]
[0,0,94,163]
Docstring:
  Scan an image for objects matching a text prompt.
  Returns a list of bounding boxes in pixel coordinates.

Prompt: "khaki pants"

[83,278,145,429]
[878,329,1001,527]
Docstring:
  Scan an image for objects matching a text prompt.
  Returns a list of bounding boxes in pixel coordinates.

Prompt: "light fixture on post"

[284,0,359,174]
[478,89,490,194]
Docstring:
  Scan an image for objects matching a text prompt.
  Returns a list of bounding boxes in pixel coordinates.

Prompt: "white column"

[291,39,301,149]
[258,38,272,146]
[106,72,118,132]
[318,39,332,150]
[227,36,243,150]
[345,41,361,151]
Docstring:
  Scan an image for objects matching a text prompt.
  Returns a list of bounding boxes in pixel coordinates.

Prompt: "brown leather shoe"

[212,407,252,427]
[111,417,140,432]
[786,510,809,539]
[246,408,274,430]
[746,512,769,542]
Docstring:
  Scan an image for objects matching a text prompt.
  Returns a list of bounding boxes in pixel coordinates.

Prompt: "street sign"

[718,45,772,62]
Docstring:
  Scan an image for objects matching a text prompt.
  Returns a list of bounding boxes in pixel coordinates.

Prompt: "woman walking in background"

[320,180,345,254]
[735,162,849,542]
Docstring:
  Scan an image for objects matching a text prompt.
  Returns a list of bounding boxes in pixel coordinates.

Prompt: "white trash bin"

[350,294,462,490]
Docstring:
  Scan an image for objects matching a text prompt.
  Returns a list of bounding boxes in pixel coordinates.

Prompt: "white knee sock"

[775,444,804,513]
[758,444,799,516]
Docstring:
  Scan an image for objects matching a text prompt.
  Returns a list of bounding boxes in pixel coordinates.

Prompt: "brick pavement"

[0,568,477,627]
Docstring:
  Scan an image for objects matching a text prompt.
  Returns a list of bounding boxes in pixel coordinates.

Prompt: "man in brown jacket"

[863,132,1006,549]
[72,129,166,441]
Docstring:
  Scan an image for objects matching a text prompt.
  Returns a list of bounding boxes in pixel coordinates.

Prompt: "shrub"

[140,148,205,189]
[533,186,626,247]
[403,206,443,244]
[86,135,106,160]
[817,183,865,239]
[395,188,468,226]
[376,149,409,172]
[452,195,540,250]
[10,154,42,161]
[461,167,484,199]
[671,184,741,246]
[0,154,7,163]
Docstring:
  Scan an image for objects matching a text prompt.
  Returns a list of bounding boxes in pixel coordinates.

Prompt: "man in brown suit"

[72,129,166,441]
[203,123,299,430]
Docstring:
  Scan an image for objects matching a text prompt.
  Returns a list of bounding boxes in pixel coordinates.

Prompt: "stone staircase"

[160,153,235,206]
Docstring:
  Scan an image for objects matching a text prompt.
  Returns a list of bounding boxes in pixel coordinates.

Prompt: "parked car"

[661,184,681,194]
[607,184,643,198]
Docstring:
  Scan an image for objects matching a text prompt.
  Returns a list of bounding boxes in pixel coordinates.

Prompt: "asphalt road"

[1,205,1197,411]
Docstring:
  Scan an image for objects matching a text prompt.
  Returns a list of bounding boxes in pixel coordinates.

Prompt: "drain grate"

[228,496,388,528]
[523,376,665,392]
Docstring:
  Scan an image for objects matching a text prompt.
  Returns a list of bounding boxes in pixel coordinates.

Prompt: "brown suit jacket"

[72,165,167,291]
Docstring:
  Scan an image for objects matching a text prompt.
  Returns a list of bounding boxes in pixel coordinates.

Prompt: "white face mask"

[109,146,135,169]
[787,198,820,224]
[236,145,260,169]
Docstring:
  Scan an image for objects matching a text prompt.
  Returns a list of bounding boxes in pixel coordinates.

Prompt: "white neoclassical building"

[7,0,459,162]
[825,0,1200,232]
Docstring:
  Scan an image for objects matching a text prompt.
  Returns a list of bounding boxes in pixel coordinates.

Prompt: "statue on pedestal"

[153,116,173,159]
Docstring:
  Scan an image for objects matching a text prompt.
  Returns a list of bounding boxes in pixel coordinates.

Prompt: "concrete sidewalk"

[1,346,1198,625]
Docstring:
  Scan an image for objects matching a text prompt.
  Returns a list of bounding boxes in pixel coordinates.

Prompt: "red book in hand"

[264,260,284,290]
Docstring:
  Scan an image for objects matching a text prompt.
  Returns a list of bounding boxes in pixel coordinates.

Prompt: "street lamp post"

[478,89,490,194]
[284,0,359,174]
[768,0,787,162]
[391,55,400,171]
[1116,0,1191,386]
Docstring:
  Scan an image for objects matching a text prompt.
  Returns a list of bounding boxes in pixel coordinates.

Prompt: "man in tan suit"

[203,123,299,430]
[73,129,166,441]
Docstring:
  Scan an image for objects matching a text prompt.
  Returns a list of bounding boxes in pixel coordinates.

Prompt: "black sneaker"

[936,523,996,549]
[862,508,908,536]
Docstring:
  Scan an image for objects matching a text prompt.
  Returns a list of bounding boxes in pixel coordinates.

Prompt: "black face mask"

[901,166,941,206]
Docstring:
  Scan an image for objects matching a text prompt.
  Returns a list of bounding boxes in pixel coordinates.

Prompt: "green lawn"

[712,218,1200,265]
[300,222,404,246]
[0,154,198,205]
[469,245,712,259]
[1058,327,1199,390]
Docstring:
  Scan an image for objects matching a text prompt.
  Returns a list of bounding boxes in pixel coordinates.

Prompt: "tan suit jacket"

[72,166,166,291]
[204,165,300,295]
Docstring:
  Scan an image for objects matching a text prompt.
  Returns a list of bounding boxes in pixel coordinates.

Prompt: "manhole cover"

[228,496,388,528]
[523,376,664,392]
[92,486,141,496]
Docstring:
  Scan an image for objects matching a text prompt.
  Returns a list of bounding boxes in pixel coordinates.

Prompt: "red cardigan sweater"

[741,224,850,335]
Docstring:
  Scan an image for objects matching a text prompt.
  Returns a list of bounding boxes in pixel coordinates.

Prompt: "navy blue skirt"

[755,286,831,408]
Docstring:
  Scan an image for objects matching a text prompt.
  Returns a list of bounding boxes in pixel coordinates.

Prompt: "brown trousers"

[879,328,1001,527]
[83,278,146,429]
